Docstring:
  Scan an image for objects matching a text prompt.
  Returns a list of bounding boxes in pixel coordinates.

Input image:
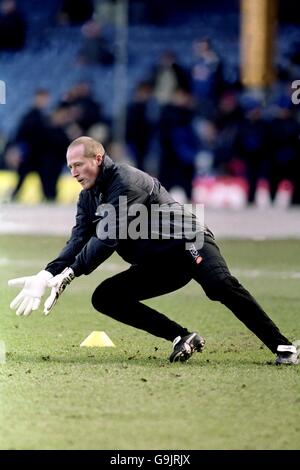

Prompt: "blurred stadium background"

[0,0,299,210]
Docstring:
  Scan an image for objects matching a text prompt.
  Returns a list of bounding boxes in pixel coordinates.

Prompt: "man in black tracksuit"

[8,136,298,365]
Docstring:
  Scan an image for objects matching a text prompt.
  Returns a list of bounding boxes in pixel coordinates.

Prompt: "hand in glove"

[8,270,53,316]
[43,268,75,315]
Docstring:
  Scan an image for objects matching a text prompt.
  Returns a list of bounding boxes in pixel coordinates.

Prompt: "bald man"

[8,136,298,365]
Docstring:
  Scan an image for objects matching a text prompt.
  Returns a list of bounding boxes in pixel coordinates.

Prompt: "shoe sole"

[170,334,205,363]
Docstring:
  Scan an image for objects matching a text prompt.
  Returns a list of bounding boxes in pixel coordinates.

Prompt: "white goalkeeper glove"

[43,267,75,315]
[8,270,53,316]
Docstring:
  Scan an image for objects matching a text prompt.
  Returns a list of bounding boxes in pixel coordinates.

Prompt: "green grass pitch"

[1,235,299,449]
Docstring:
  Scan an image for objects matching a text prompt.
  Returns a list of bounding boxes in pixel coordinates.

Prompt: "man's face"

[67,144,103,190]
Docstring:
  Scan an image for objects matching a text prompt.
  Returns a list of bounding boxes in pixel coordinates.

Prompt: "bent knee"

[92,278,115,312]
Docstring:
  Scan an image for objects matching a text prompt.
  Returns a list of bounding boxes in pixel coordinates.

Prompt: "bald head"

[67,136,105,190]
[67,136,105,159]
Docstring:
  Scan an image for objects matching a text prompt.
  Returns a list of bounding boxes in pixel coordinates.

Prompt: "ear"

[95,153,104,166]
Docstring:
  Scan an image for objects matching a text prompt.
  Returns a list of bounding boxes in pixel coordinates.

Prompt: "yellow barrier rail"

[0,171,81,204]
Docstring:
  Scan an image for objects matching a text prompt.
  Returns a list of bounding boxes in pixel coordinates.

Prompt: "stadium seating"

[1,3,300,205]
[1,5,300,137]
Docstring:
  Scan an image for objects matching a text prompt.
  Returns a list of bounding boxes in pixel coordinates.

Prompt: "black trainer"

[169,332,205,363]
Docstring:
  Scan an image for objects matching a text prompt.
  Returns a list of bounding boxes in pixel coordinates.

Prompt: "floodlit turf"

[0,235,299,450]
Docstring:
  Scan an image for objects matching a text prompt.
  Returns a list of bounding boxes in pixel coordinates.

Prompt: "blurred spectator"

[213,90,244,175]
[126,81,154,171]
[159,88,198,198]
[8,93,71,201]
[0,0,26,51]
[15,89,50,143]
[57,0,94,26]
[9,89,50,199]
[215,90,244,130]
[268,98,300,200]
[191,38,224,112]
[40,104,71,200]
[235,98,269,203]
[62,80,105,132]
[150,51,191,105]
[77,20,114,66]
[193,118,218,177]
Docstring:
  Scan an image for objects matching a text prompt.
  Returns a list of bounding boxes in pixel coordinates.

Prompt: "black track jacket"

[46,155,203,277]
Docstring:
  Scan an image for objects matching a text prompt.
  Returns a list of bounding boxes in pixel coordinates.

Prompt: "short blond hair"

[67,136,105,159]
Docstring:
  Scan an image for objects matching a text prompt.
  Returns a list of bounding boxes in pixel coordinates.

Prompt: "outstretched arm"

[45,191,94,276]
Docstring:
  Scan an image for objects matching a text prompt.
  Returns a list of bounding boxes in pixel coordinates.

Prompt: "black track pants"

[92,235,291,352]
[92,252,192,341]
